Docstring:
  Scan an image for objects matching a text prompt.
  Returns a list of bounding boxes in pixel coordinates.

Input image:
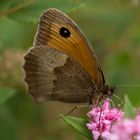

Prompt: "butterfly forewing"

[34,8,104,86]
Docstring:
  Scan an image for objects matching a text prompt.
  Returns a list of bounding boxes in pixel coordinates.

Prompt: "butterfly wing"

[23,8,105,103]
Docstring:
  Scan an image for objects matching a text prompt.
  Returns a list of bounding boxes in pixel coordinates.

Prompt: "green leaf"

[8,0,84,23]
[60,114,92,139]
[123,95,136,118]
[0,0,13,12]
[0,106,18,140]
[0,88,16,104]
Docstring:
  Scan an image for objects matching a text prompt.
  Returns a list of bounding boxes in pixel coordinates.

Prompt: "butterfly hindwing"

[23,45,95,103]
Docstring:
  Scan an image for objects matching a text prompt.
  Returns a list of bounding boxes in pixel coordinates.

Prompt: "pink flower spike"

[86,99,123,140]
[109,115,140,140]
[135,115,140,133]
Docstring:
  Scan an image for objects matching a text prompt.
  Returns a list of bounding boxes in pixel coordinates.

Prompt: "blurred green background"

[0,0,140,140]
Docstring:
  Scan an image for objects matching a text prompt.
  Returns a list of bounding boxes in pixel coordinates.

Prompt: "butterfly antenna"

[116,84,140,87]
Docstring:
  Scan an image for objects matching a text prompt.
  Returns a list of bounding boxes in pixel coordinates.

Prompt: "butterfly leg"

[64,104,90,116]
[56,104,89,120]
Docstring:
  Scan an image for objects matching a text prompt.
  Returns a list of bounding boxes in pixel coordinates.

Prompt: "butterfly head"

[100,85,115,98]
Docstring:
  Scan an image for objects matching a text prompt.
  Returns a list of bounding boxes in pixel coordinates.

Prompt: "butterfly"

[23,8,114,105]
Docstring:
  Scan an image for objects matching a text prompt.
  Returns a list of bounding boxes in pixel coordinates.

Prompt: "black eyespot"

[59,27,70,38]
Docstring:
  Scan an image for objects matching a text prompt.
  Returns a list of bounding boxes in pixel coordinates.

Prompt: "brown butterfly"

[23,8,114,105]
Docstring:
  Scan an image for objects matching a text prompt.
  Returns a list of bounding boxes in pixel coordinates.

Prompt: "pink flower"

[109,115,140,140]
[135,115,140,133]
[86,99,123,140]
